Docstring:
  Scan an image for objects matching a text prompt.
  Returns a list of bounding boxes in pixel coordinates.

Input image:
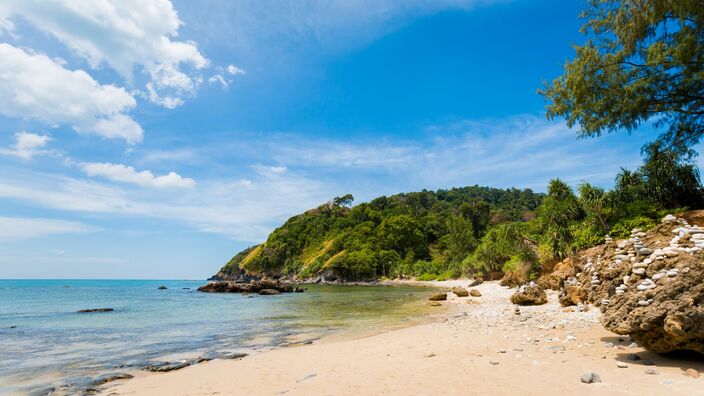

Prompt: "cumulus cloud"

[0,0,208,108]
[0,44,143,143]
[0,216,95,240]
[0,131,51,160]
[80,162,196,189]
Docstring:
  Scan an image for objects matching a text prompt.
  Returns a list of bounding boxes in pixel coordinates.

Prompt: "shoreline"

[100,281,703,395]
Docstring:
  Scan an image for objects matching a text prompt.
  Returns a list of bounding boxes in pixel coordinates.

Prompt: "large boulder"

[510,283,547,306]
[428,293,447,301]
[564,214,704,355]
[452,287,469,297]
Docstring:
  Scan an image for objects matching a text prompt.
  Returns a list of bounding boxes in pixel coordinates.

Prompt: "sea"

[0,280,437,395]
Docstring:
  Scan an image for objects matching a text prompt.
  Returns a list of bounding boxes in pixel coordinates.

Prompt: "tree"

[538,179,582,260]
[459,198,491,238]
[540,0,704,153]
[333,194,354,207]
[639,141,703,207]
[445,215,476,262]
[578,182,610,232]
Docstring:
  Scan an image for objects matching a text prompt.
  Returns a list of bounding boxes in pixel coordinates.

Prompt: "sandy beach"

[101,281,703,396]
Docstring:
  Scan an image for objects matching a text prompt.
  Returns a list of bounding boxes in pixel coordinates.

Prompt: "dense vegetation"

[217,144,702,282]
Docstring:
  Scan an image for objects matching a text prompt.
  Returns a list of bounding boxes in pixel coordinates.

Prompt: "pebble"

[489,360,500,365]
[645,368,659,375]
[424,353,436,358]
[685,368,700,379]
[616,362,628,368]
[497,349,506,354]
[580,372,602,384]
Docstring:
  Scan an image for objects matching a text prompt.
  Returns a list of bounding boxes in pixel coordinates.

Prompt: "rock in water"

[198,278,297,294]
[428,293,447,301]
[510,283,547,306]
[580,372,601,384]
[77,308,113,313]
[451,287,469,297]
[157,285,168,290]
[259,288,281,295]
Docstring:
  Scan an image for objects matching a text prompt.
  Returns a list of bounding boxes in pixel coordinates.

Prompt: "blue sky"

[0,0,674,279]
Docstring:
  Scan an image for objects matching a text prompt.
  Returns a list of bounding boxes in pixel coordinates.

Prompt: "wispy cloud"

[0,216,96,240]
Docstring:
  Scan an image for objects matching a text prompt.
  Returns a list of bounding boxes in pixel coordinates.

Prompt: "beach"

[102,281,704,396]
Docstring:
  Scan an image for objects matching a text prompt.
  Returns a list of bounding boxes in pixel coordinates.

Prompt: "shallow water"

[0,280,436,395]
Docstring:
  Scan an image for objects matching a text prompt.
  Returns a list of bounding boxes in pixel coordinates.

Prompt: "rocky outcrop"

[510,282,547,305]
[554,213,704,355]
[198,278,303,294]
[537,257,574,290]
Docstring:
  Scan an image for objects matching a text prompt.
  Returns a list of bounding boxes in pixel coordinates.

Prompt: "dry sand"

[102,281,704,396]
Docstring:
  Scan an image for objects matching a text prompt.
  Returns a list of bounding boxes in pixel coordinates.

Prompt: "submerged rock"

[259,288,281,295]
[157,285,168,290]
[77,308,114,313]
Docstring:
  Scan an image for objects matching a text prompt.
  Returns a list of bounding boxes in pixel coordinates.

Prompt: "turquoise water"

[0,280,435,395]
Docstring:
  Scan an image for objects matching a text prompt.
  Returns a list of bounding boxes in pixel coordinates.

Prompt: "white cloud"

[80,162,196,189]
[227,64,245,75]
[0,216,95,240]
[0,0,208,108]
[0,44,143,143]
[0,131,51,160]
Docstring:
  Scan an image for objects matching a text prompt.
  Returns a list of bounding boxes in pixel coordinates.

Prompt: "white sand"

[103,282,704,396]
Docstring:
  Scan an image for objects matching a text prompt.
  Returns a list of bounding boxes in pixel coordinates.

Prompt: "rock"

[468,278,484,287]
[537,258,574,290]
[424,353,436,358]
[510,284,547,306]
[451,287,469,297]
[616,362,628,368]
[77,308,114,313]
[259,288,281,295]
[559,283,582,307]
[198,279,297,294]
[428,293,447,301]
[157,285,168,290]
[144,361,192,372]
[220,352,248,360]
[469,289,482,297]
[685,368,700,378]
[645,368,659,375]
[489,360,500,365]
[428,301,442,306]
[562,217,704,355]
[91,373,134,386]
[580,372,601,384]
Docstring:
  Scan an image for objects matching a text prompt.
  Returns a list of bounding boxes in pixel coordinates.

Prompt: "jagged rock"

[537,258,574,290]
[469,289,482,297]
[559,284,582,307]
[451,287,469,297]
[558,213,704,355]
[198,278,297,294]
[510,283,547,306]
[428,293,447,301]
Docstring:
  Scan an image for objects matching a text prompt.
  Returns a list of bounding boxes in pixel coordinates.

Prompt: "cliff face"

[211,186,543,281]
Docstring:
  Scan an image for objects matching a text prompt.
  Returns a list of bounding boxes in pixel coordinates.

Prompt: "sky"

[0,0,677,279]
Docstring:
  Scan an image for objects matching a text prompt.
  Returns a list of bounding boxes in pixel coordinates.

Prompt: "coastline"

[100,281,704,396]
